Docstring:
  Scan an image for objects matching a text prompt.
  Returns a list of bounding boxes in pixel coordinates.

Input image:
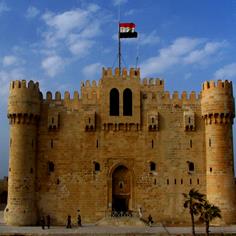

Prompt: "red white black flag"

[119,22,138,38]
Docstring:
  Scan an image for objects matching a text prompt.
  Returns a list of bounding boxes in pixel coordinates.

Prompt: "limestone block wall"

[4,80,41,226]
[35,68,207,225]
[5,68,235,226]
[201,80,236,224]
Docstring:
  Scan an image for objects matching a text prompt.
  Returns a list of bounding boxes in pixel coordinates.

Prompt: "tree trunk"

[206,221,210,236]
[190,210,195,236]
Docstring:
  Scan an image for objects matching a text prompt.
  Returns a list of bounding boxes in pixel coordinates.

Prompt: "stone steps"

[96,216,147,226]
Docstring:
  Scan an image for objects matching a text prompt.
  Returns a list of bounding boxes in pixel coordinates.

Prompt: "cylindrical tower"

[201,80,235,224]
[4,80,41,225]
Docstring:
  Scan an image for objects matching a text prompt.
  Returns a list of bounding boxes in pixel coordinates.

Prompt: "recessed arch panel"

[123,88,132,116]
[110,88,119,116]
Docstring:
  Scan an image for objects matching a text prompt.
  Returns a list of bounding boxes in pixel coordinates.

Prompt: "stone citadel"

[4,67,236,226]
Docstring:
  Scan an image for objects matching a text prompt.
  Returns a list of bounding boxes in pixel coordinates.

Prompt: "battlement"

[10,80,39,91]
[80,80,101,88]
[102,67,140,79]
[202,80,233,92]
[142,78,164,86]
[45,91,80,101]
[161,91,200,102]
[201,79,235,119]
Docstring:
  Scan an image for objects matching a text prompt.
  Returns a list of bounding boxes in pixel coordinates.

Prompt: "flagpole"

[118,4,121,75]
[118,22,121,74]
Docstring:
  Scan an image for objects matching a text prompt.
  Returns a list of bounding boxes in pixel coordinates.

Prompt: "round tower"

[201,80,235,224]
[4,80,41,225]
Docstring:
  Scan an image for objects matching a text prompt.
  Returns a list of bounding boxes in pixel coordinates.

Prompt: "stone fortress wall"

[4,68,236,226]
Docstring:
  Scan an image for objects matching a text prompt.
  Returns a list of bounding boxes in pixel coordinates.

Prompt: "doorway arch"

[112,165,131,213]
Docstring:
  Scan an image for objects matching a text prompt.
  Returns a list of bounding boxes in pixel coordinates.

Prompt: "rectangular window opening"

[167,179,169,185]
[190,139,192,148]
[51,139,54,148]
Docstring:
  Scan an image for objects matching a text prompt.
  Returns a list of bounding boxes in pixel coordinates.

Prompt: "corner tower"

[4,80,41,225]
[201,80,235,224]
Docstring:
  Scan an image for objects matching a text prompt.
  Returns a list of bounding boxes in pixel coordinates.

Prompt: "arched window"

[188,162,194,172]
[123,88,132,116]
[110,88,119,116]
[150,162,156,171]
[94,162,100,171]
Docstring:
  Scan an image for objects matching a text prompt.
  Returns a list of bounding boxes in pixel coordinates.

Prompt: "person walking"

[77,214,82,227]
[148,214,153,226]
[66,215,72,228]
[46,215,51,229]
[41,216,45,230]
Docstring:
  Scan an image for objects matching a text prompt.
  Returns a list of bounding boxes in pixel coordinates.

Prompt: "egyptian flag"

[119,23,138,38]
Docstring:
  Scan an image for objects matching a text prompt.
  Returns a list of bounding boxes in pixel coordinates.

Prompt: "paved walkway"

[1,212,236,235]
[1,224,236,235]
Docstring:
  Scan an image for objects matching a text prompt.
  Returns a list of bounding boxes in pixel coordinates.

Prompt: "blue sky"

[0,0,236,178]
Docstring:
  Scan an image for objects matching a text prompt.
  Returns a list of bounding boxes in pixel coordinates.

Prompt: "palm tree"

[199,201,221,236]
[183,188,206,236]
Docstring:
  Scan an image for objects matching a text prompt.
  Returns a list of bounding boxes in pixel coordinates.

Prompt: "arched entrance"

[112,165,131,213]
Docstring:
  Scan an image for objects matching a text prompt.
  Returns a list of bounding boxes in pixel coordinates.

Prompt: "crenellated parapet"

[8,80,41,121]
[201,80,235,124]
[10,80,39,90]
[102,67,140,80]
[143,90,200,105]
[80,80,99,104]
[142,78,164,93]
[45,91,80,103]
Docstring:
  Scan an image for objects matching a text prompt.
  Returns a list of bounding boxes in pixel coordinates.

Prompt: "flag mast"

[118,22,121,74]
[118,4,121,74]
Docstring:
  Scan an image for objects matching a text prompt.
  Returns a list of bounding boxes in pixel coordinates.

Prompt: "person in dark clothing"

[77,214,82,227]
[148,214,153,226]
[41,216,45,230]
[46,215,51,229]
[66,215,72,228]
